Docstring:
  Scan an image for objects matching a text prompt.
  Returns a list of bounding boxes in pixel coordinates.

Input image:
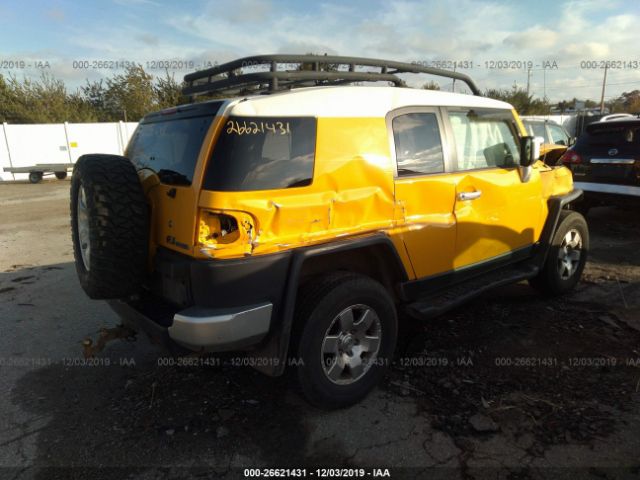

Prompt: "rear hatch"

[125,101,225,307]
[126,101,224,257]
[564,120,640,186]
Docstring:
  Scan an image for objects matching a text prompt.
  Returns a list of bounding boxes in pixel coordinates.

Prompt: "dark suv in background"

[560,119,640,212]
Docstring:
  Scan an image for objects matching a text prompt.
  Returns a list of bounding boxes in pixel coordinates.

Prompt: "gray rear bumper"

[107,299,272,352]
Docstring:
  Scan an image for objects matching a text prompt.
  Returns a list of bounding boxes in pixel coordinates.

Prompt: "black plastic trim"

[532,188,583,268]
[248,234,409,376]
[401,244,534,301]
[182,54,481,97]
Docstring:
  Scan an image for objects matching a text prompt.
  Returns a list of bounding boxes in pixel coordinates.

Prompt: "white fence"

[1,122,139,181]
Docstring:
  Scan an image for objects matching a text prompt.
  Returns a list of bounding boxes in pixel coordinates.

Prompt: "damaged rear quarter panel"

[197,117,398,257]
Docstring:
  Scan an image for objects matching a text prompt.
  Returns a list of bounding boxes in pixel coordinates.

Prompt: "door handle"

[458,190,482,201]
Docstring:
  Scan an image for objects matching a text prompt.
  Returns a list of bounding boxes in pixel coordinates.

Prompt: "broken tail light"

[199,212,240,245]
[198,210,258,257]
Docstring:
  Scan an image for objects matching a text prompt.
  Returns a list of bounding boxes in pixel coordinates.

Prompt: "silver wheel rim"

[77,186,91,271]
[557,228,582,280]
[321,304,382,385]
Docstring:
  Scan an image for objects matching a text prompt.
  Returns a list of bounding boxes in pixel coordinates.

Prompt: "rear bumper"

[169,302,272,350]
[106,247,291,353]
[108,299,273,351]
[574,181,640,198]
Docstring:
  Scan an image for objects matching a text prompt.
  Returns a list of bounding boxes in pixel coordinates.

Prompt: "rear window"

[203,116,316,191]
[578,125,640,146]
[128,113,216,186]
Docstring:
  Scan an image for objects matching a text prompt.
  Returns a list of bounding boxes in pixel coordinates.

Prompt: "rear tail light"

[198,209,258,257]
[199,212,240,245]
[559,150,582,164]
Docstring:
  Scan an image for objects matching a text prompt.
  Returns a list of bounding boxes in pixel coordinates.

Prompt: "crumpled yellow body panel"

[147,111,576,283]
[198,117,400,259]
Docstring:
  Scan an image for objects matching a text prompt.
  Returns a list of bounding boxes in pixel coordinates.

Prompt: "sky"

[0,0,639,103]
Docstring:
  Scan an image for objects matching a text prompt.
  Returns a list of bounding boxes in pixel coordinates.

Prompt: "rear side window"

[392,113,445,175]
[128,115,216,186]
[449,109,521,170]
[204,116,316,191]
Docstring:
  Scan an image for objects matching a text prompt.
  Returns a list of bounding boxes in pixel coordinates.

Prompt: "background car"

[599,113,637,122]
[522,118,573,164]
[560,118,640,212]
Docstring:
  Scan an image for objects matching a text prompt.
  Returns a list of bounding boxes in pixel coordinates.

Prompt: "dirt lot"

[1,180,639,479]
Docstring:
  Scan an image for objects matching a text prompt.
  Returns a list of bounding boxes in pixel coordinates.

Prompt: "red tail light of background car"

[560,150,582,164]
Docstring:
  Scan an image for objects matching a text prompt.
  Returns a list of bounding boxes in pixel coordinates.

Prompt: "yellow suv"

[70,55,588,408]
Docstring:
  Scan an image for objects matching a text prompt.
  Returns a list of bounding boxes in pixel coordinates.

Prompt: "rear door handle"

[458,190,482,201]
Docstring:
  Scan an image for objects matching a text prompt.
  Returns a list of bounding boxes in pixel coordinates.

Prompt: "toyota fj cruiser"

[71,55,588,409]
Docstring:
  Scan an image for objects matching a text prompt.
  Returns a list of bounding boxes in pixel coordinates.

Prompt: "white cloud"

[7,0,639,102]
[504,27,559,50]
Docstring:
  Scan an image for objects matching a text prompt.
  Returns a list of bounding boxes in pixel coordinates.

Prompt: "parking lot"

[1,180,639,479]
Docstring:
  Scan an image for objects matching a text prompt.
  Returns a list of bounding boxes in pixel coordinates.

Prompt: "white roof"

[227,86,513,118]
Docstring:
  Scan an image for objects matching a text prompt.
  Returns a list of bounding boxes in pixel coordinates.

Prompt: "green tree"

[0,73,97,123]
[103,65,155,121]
[484,85,550,115]
[610,90,640,113]
[154,71,186,109]
[422,80,440,90]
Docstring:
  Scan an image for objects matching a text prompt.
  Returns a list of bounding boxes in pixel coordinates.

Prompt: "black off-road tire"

[529,210,589,296]
[55,171,68,180]
[70,154,149,299]
[29,171,43,183]
[293,272,397,409]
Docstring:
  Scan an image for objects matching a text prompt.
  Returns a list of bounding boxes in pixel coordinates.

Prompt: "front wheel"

[55,171,68,180]
[294,273,397,409]
[529,210,588,295]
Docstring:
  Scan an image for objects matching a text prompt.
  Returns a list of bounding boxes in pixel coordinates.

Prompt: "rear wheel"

[294,273,397,409]
[55,171,68,180]
[530,210,588,295]
[70,154,149,299]
[29,171,43,184]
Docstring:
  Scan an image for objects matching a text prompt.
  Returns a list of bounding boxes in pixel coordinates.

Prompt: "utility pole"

[543,66,547,101]
[526,67,531,96]
[599,65,608,114]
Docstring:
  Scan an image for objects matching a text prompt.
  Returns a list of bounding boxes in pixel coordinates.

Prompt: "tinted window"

[392,113,444,175]
[204,117,316,191]
[449,109,521,170]
[577,125,640,151]
[128,115,215,186]
[549,124,569,145]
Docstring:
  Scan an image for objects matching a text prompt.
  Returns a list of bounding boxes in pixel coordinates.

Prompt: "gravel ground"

[0,180,639,479]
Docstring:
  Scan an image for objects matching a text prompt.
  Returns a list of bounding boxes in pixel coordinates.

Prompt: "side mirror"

[519,136,542,167]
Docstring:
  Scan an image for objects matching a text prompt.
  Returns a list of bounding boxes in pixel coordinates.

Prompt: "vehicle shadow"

[584,205,640,268]
[2,262,370,479]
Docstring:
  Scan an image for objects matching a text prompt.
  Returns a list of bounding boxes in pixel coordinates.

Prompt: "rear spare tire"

[70,154,149,299]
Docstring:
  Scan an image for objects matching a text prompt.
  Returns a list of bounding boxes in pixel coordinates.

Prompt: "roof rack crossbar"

[182,54,481,97]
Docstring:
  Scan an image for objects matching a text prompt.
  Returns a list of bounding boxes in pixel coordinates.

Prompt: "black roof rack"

[182,54,481,98]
